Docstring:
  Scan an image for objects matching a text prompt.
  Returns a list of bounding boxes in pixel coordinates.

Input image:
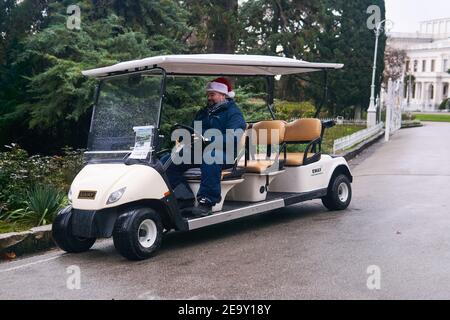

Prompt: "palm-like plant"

[2,185,67,227]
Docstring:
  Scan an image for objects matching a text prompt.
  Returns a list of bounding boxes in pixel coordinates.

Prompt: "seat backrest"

[250,120,286,145]
[284,118,321,143]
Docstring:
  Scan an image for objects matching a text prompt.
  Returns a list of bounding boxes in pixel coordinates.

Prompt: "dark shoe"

[191,198,214,218]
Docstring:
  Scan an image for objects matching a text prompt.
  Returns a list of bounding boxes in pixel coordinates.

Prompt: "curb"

[336,130,385,161]
[0,224,54,259]
[401,121,423,129]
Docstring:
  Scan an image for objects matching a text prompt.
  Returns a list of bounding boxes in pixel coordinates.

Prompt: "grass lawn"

[285,124,366,154]
[0,220,35,234]
[413,113,450,122]
[322,124,366,154]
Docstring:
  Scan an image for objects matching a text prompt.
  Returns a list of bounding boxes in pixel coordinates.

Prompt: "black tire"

[112,207,163,261]
[322,174,352,211]
[52,206,96,253]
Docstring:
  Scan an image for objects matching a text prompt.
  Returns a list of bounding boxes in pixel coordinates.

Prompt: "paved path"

[1,122,450,299]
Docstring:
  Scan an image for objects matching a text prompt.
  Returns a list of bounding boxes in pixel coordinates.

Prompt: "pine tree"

[0,0,387,153]
[238,0,327,101]
[0,0,188,153]
[0,0,49,150]
[182,0,239,53]
[238,0,386,117]
[312,0,386,117]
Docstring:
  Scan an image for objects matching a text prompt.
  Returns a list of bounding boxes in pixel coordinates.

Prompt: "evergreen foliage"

[0,0,386,154]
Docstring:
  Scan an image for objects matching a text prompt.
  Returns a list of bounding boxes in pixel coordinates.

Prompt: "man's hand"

[192,133,202,142]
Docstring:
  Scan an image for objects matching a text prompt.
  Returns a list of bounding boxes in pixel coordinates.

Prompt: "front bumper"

[71,208,119,238]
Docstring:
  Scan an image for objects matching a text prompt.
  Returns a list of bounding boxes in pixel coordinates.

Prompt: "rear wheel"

[113,208,163,261]
[52,207,96,253]
[322,174,352,211]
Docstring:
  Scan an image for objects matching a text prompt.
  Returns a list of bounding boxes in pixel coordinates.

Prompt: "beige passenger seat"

[283,118,322,166]
[242,120,286,173]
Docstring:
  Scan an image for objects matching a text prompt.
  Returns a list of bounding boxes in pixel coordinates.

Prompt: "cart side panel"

[268,155,350,193]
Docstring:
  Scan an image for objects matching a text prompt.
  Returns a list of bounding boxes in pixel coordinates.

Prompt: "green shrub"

[401,112,416,121]
[439,98,449,110]
[0,145,32,212]
[235,86,270,121]
[274,100,316,121]
[0,144,83,213]
[380,111,416,122]
[1,185,67,227]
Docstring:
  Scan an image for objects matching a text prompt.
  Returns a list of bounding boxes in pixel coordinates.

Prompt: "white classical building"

[387,18,450,111]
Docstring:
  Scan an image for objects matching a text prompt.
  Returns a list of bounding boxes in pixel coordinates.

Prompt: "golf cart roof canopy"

[82,54,344,78]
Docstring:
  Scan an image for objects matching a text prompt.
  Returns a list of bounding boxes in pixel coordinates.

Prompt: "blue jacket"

[193,99,246,161]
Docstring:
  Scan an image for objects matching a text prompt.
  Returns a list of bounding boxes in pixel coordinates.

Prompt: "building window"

[444,59,449,72]
[414,60,418,72]
[431,60,435,72]
[422,60,426,72]
[429,84,434,100]
[405,60,410,72]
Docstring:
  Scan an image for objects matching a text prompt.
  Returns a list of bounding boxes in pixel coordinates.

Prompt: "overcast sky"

[385,0,450,32]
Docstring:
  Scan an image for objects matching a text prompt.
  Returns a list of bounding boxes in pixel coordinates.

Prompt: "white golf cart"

[52,54,352,261]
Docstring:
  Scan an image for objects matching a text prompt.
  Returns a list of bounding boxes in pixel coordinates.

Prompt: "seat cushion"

[283,152,319,166]
[183,167,245,181]
[241,159,285,173]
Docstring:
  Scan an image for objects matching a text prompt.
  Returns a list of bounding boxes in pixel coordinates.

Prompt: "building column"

[421,82,427,111]
[413,82,418,100]
[414,83,418,108]
[435,81,443,110]
[430,83,436,110]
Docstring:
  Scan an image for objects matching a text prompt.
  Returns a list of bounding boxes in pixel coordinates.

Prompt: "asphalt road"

[1,122,450,300]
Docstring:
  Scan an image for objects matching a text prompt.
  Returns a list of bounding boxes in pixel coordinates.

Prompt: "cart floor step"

[186,190,327,230]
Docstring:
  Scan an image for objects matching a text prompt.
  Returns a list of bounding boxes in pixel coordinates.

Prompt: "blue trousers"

[160,151,233,205]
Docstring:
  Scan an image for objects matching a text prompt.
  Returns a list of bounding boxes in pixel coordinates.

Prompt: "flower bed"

[0,145,84,232]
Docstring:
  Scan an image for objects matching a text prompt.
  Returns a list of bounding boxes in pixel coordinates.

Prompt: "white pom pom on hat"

[206,77,235,98]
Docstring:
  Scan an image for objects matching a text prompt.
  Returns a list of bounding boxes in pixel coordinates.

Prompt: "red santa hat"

[206,77,235,99]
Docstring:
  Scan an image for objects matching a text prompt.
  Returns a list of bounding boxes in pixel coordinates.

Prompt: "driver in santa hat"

[163,77,247,217]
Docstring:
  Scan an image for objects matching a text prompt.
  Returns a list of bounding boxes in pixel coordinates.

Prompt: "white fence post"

[333,122,384,154]
[385,100,391,142]
[385,78,392,141]
[385,78,403,142]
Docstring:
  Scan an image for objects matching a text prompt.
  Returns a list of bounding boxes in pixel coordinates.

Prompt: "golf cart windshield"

[86,69,164,161]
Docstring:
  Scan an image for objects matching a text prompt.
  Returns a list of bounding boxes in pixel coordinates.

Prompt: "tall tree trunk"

[210,0,238,53]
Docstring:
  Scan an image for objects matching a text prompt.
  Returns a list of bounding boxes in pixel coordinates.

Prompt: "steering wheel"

[170,123,209,143]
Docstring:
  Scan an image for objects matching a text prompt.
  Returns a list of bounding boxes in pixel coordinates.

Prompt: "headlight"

[107,187,126,205]
[68,188,73,203]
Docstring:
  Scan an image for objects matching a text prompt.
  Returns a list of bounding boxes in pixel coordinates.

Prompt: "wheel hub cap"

[138,219,157,248]
[338,183,349,202]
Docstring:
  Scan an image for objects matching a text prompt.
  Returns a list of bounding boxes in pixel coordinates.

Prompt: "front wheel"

[322,174,352,211]
[113,208,163,261]
[52,206,96,253]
